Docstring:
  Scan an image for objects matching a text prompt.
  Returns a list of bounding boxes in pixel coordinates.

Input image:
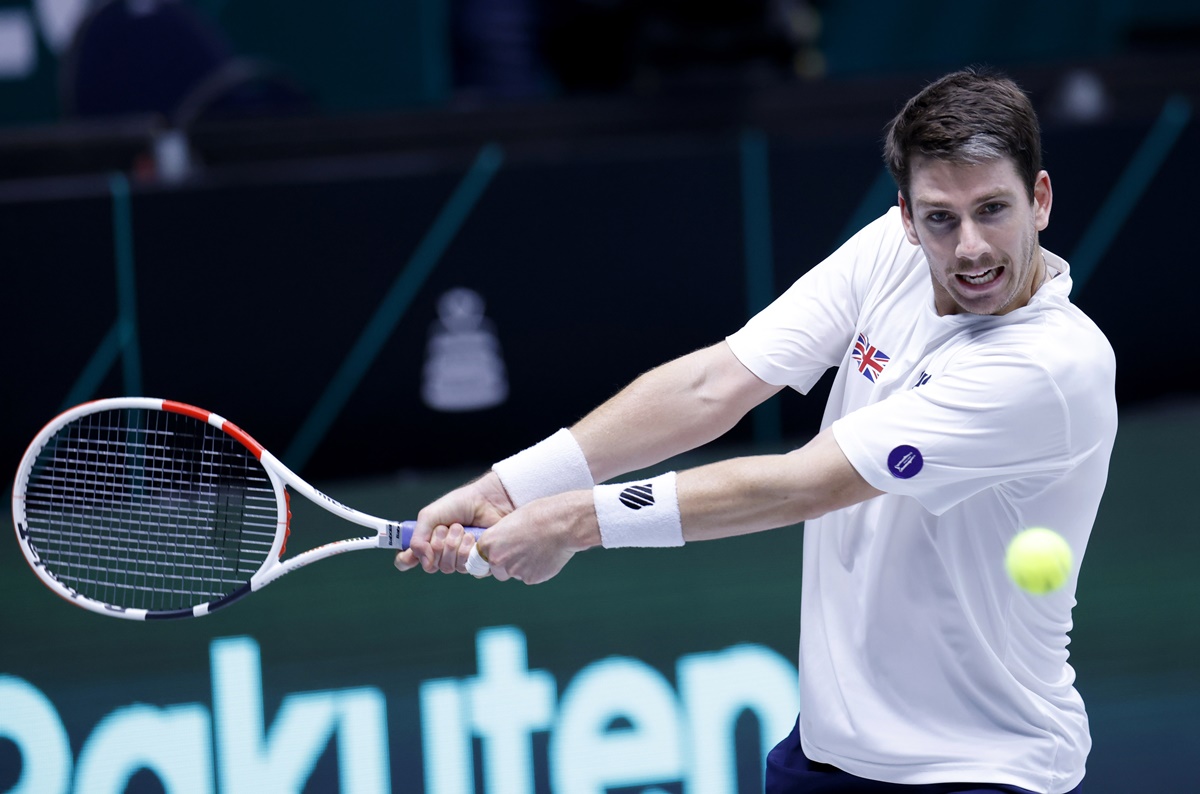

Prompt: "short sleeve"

[831,352,1072,515]
[726,209,912,393]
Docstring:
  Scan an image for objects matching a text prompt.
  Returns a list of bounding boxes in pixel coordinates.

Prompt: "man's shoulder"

[953,303,1116,433]
[1008,296,1114,374]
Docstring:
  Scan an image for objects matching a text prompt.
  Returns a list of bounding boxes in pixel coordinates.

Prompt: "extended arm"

[397,341,882,579]
[471,426,881,583]
[397,340,779,572]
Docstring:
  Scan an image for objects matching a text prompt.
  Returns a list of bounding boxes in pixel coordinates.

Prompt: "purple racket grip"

[397,521,486,549]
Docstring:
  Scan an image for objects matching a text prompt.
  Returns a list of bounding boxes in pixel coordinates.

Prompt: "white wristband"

[492,428,594,507]
[594,471,684,549]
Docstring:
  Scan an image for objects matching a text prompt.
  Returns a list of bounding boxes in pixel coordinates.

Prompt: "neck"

[1032,247,1048,293]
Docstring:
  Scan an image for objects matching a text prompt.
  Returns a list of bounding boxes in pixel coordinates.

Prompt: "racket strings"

[21,408,279,611]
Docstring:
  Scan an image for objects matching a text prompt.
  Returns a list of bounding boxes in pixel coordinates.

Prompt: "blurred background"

[2,1,1199,791]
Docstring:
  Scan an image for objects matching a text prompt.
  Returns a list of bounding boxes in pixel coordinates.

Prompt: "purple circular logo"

[887,445,923,479]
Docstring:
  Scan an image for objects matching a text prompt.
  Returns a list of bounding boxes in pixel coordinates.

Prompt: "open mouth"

[957,266,1003,286]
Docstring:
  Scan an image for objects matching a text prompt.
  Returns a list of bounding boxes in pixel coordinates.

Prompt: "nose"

[955,219,990,261]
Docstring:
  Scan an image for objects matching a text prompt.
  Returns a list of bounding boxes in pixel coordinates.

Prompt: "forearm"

[575,427,881,551]
[677,428,882,542]
[469,427,880,582]
[572,341,780,483]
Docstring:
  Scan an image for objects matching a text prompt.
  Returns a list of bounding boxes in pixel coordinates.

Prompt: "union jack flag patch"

[851,333,889,383]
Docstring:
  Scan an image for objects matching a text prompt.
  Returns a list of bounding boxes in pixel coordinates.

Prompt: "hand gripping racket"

[11,398,483,620]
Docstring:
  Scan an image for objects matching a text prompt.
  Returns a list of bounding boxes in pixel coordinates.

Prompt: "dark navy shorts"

[766,720,1083,794]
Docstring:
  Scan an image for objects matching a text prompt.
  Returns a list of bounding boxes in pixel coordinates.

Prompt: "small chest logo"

[852,333,890,383]
[619,484,655,509]
[887,445,924,479]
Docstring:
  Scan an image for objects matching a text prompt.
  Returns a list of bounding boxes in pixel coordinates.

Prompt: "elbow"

[815,477,884,520]
[782,435,883,522]
[689,347,779,429]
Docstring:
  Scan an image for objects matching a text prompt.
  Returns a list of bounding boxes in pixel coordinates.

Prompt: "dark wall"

[4,84,1197,481]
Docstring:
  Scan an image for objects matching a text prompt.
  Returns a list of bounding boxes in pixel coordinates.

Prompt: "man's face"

[899,156,1052,317]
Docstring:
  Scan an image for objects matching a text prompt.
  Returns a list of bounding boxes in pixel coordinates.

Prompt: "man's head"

[888,68,1053,317]
[884,67,1042,207]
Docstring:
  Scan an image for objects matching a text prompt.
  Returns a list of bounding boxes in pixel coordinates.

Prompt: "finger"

[487,554,511,582]
[406,521,435,566]
[453,531,480,575]
[425,524,454,573]
[465,544,491,578]
[438,524,467,574]
[394,549,419,572]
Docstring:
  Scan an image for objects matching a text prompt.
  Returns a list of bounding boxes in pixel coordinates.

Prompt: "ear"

[898,191,921,245]
[1032,170,1052,232]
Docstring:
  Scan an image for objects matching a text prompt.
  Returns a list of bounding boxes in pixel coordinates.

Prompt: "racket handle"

[393,520,485,549]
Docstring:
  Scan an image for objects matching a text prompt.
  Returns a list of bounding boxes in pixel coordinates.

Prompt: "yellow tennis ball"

[1005,527,1073,595]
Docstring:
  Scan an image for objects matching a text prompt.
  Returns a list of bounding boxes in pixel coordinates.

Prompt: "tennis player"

[397,67,1116,793]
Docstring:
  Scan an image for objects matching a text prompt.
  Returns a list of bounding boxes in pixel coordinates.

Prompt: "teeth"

[961,269,997,285]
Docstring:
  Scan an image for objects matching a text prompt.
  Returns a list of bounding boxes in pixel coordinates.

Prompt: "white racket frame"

[12,397,454,620]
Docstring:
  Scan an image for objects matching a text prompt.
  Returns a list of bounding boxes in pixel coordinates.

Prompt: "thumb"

[465,542,492,578]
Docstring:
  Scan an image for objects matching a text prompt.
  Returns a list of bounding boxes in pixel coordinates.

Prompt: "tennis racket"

[11,397,483,621]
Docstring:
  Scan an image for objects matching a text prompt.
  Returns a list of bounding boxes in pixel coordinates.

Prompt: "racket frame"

[12,397,440,620]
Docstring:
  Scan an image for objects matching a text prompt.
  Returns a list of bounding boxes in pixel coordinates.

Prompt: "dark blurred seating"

[59,0,310,128]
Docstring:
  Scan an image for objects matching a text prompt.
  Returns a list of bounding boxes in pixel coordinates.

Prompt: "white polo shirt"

[725,207,1117,793]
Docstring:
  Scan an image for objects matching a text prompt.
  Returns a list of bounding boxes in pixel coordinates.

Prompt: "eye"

[925,211,952,225]
[980,202,1006,215]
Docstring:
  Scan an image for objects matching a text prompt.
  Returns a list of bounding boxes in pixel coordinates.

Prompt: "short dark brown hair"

[884,67,1042,204]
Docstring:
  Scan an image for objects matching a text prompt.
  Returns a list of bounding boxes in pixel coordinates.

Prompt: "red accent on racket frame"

[163,400,211,422]
[221,420,265,459]
[281,490,293,557]
[161,400,265,459]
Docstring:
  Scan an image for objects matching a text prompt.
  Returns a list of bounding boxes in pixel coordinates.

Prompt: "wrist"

[593,471,684,548]
[492,428,594,507]
[554,489,604,551]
